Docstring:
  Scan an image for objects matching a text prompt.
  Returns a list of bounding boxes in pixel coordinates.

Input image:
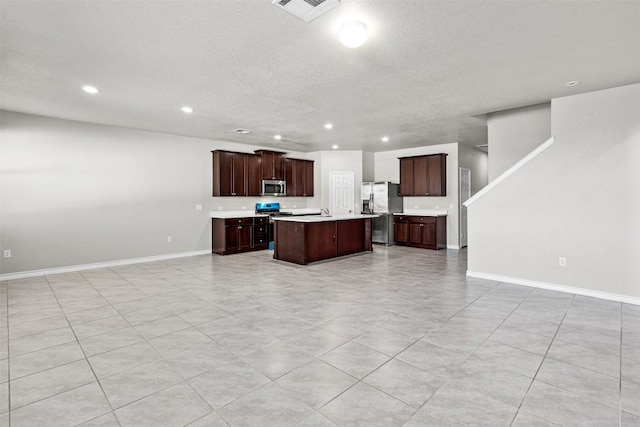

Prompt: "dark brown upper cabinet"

[284,158,314,197]
[398,153,447,197]
[255,150,285,180]
[212,150,261,197]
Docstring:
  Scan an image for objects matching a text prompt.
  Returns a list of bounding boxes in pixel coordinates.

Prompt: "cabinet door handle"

[420,224,424,227]
[238,226,242,229]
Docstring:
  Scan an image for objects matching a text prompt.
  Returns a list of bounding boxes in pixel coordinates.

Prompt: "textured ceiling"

[1,1,639,152]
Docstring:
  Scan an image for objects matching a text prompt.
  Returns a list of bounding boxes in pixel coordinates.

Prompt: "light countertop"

[394,210,448,217]
[211,208,322,219]
[281,208,322,215]
[272,214,379,223]
[210,211,268,219]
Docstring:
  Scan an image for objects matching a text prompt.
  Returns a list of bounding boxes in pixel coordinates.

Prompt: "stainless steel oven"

[261,180,286,197]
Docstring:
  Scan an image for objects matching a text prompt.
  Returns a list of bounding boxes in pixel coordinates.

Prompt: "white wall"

[467,84,640,301]
[362,151,375,182]
[458,144,488,196]
[487,103,551,182]
[314,150,363,214]
[374,143,460,247]
[0,111,309,274]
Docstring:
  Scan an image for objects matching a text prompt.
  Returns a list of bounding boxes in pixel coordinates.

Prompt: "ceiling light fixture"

[82,85,99,94]
[324,123,333,130]
[274,134,282,140]
[332,144,339,149]
[339,21,368,48]
[565,80,580,87]
[381,136,389,142]
[181,106,193,113]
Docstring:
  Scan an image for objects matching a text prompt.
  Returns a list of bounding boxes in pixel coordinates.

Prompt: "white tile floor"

[0,246,638,426]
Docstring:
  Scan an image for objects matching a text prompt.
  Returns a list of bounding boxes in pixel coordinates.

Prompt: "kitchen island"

[273,214,378,265]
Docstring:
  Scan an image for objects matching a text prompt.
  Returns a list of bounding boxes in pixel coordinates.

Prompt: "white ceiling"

[1,1,639,153]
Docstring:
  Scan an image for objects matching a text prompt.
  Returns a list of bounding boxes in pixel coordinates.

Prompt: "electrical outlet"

[217,206,223,210]
[241,206,247,210]
[435,205,440,209]
[3,249,11,258]
[413,205,419,209]
[450,204,454,209]
[293,205,297,208]
[195,204,202,211]
[167,236,172,243]
[559,257,566,267]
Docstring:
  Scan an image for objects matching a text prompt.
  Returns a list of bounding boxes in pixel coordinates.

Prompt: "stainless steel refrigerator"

[361,182,403,245]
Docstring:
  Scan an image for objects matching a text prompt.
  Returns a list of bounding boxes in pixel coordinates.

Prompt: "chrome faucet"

[321,208,330,216]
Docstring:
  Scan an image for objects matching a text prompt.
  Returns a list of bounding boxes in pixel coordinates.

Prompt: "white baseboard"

[0,250,212,281]
[447,245,460,250]
[466,270,640,306]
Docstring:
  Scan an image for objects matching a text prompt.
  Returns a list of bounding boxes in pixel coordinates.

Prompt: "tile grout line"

[42,274,121,426]
[79,266,230,424]
[618,302,623,427]
[508,293,576,426]
[3,280,11,427]
[400,282,539,425]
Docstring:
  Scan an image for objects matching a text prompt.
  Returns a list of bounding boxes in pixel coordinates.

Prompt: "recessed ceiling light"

[274,134,282,140]
[82,85,99,94]
[381,136,389,142]
[232,128,254,135]
[565,81,580,87]
[181,106,193,113]
[324,123,333,130]
[332,144,339,149]
[339,21,368,48]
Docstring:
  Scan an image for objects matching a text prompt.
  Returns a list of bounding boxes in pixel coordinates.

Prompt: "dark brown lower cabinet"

[306,222,337,263]
[393,215,446,249]
[337,219,365,256]
[212,216,269,255]
[274,218,372,265]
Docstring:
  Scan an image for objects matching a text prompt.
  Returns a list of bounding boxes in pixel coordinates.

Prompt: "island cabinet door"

[306,222,337,263]
[337,219,364,256]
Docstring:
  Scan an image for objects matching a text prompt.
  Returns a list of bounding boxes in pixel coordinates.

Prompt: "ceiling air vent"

[272,0,340,22]
[232,128,254,135]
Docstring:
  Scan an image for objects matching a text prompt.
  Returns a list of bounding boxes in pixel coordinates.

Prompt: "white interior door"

[329,171,354,215]
[459,168,471,248]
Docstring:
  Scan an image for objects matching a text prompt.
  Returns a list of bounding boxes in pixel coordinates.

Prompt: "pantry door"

[329,171,354,215]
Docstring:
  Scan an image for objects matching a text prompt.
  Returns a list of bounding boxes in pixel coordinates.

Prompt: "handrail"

[464,136,555,207]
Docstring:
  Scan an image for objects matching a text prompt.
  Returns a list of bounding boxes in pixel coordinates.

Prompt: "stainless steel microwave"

[262,180,286,196]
